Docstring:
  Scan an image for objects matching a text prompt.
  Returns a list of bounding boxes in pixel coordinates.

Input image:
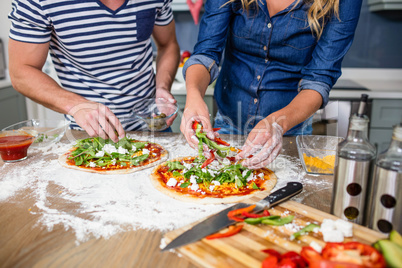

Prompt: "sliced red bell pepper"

[321,242,386,268]
[192,121,202,131]
[226,156,236,162]
[262,255,279,268]
[213,127,221,132]
[242,210,270,218]
[308,260,363,268]
[205,225,243,240]
[227,204,256,222]
[263,210,271,216]
[278,257,298,268]
[281,251,307,268]
[201,150,215,169]
[215,136,230,146]
[261,249,281,259]
[300,246,323,265]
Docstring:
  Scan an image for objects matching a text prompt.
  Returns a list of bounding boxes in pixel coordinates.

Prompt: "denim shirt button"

[265,58,269,63]
[263,46,267,51]
[254,98,258,104]
[267,23,272,28]
[257,75,261,81]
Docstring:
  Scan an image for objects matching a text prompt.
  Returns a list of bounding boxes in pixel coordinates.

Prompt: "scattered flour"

[0,134,310,244]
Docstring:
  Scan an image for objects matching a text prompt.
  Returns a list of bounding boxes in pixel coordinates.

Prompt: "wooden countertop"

[0,131,333,268]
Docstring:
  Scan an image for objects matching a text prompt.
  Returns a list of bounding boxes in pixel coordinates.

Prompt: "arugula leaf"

[172,171,182,177]
[180,182,190,188]
[252,182,260,190]
[132,142,147,150]
[166,161,185,171]
[131,154,149,166]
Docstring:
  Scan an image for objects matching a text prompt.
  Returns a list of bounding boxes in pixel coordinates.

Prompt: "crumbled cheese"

[89,162,96,168]
[242,170,249,177]
[117,146,128,155]
[142,148,150,155]
[209,185,215,192]
[335,219,353,237]
[190,175,198,184]
[212,181,221,186]
[201,168,208,173]
[183,162,192,169]
[320,218,353,242]
[111,159,116,165]
[284,223,301,233]
[166,178,177,187]
[258,173,264,178]
[103,144,117,154]
[95,151,105,157]
[310,241,323,253]
[190,183,199,191]
[222,158,230,165]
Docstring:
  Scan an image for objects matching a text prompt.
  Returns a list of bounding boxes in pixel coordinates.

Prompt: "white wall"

[0,0,12,67]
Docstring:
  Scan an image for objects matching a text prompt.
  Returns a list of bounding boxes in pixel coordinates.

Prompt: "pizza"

[150,156,277,204]
[58,136,168,174]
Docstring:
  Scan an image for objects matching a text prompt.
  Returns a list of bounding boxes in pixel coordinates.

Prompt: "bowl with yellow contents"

[296,135,344,175]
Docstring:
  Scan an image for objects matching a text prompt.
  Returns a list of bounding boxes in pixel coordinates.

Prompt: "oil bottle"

[368,124,402,233]
[331,94,376,224]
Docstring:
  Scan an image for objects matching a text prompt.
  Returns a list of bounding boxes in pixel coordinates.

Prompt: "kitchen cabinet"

[369,99,402,153]
[0,86,27,129]
[170,94,217,133]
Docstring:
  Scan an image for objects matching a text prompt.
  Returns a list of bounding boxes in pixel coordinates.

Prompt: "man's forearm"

[10,64,87,115]
[154,41,180,92]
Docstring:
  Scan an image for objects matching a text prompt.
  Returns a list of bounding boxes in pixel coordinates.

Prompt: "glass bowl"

[2,119,70,148]
[296,135,344,175]
[0,130,37,162]
[132,98,179,131]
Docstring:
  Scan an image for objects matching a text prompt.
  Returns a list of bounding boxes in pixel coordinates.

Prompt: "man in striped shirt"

[8,0,180,142]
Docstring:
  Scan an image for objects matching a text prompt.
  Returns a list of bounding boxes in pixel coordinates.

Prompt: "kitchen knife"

[162,182,303,251]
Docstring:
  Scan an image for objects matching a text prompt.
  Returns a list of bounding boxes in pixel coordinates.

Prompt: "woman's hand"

[236,118,284,169]
[180,97,214,149]
[69,101,125,142]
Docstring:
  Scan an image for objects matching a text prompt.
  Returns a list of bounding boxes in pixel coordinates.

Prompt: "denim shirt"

[183,0,362,135]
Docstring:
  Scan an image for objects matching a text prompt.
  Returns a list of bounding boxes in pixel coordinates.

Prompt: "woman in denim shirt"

[181,0,362,168]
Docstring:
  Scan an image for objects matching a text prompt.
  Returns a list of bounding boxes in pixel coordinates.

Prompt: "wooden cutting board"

[163,201,386,268]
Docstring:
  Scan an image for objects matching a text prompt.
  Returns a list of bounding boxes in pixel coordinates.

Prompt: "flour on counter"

[0,135,306,244]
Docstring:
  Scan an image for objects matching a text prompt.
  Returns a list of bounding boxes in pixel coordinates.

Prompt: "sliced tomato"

[205,225,243,240]
[262,255,279,268]
[300,246,323,265]
[227,204,256,222]
[322,242,386,268]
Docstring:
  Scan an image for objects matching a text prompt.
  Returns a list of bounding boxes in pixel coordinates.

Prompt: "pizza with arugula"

[150,122,277,204]
[58,137,168,174]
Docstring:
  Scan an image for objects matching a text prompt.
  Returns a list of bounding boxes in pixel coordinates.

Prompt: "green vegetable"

[261,215,294,226]
[166,161,185,171]
[244,215,280,225]
[130,154,149,166]
[180,182,190,188]
[377,239,402,268]
[252,182,260,190]
[290,223,320,240]
[390,230,402,248]
[172,171,182,177]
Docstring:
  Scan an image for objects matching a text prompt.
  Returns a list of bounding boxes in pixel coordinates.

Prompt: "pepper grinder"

[331,94,376,224]
[368,124,402,234]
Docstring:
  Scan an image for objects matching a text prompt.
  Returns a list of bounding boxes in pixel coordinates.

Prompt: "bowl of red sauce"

[0,130,37,162]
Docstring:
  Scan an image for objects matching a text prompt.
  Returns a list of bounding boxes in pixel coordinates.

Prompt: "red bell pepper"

[278,258,298,268]
[321,242,386,268]
[213,128,221,132]
[263,210,271,216]
[242,210,270,218]
[201,150,215,168]
[261,249,281,259]
[227,204,256,222]
[262,255,279,268]
[205,225,243,240]
[192,121,202,131]
[215,137,230,146]
[262,249,306,268]
[300,246,323,265]
[281,251,307,268]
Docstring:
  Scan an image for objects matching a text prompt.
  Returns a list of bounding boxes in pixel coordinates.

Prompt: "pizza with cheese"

[150,156,277,204]
[58,136,168,174]
[150,121,277,204]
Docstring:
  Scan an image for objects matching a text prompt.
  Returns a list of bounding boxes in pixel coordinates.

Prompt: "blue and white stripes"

[9,0,173,130]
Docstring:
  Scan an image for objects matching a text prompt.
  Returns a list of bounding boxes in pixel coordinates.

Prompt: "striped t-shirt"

[9,0,173,130]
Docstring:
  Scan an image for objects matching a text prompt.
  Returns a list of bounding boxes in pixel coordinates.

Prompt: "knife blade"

[162,182,303,251]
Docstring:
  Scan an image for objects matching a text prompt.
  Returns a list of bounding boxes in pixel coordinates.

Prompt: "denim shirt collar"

[258,0,302,18]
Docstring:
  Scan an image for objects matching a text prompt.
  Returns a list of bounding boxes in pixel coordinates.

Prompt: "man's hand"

[236,119,283,169]
[155,88,177,127]
[69,101,125,142]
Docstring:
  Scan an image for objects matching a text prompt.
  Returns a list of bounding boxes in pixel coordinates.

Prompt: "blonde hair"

[225,0,339,39]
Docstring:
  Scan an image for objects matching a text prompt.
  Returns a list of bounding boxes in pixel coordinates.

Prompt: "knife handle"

[260,182,303,209]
